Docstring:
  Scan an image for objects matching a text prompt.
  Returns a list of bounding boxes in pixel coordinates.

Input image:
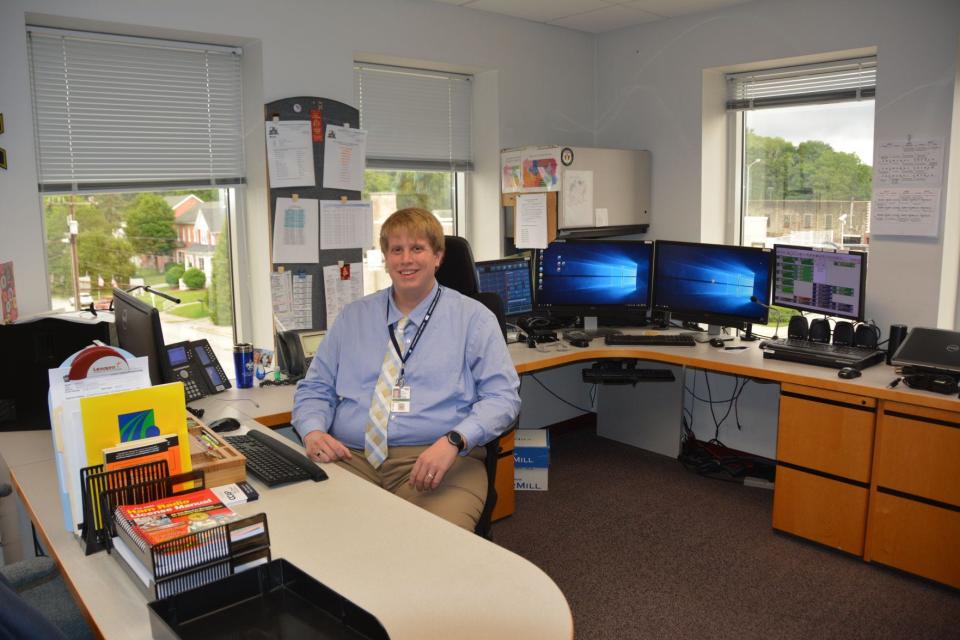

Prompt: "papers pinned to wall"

[320,200,373,250]
[272,198,319,264]
[322,125,367,191]
[265,121,316,188]
[872,137,945,237]
[560,170,594,228]
[521,147,561,191]
[515,193,548,249]
[271,271,313,331]
[322,263,363,328]
[501,150,523,193]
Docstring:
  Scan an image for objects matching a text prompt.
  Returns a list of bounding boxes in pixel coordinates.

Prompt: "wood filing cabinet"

[491,430,516,522]
[865,402,960,588]
[772,383,876,555]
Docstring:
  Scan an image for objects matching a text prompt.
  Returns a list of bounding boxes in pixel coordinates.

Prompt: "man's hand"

[409,437,459,491]
[304,430,352,463]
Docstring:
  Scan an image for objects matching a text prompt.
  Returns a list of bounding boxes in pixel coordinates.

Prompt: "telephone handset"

[163,339,231,402]
[277,329,325,378]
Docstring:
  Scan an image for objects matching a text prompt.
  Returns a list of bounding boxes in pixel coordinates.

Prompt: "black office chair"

[436,236,515,538]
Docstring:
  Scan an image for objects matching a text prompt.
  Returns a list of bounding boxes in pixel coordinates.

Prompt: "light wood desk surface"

[3,426,572,640]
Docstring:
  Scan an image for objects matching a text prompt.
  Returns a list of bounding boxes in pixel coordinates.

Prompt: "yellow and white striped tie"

[364,317,409,468]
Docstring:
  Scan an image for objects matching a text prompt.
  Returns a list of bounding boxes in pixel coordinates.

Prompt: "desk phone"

[277,329,325,377]
[164,339,231,401]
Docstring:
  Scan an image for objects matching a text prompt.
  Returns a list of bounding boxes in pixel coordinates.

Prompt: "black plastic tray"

[148,559,389,639]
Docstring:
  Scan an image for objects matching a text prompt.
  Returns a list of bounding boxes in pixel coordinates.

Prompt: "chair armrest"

[0,557,58,591]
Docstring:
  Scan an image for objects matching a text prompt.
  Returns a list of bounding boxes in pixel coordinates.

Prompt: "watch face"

[447,431,464,450]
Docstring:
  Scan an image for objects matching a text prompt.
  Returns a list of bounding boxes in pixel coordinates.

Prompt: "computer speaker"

[809,318,831,343]
[887,324,908,365]
[832,321,855,346]
[854,323,880,350]
[787,315,809,340]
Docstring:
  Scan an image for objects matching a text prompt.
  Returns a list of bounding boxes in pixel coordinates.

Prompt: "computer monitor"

[112,288,168,385]
[534,239,653,327]
[475,257,534,319]
[651,240,773,330]
[772,245,867,321]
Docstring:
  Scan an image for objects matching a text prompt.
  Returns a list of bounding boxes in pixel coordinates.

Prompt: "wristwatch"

[445,430,466,452]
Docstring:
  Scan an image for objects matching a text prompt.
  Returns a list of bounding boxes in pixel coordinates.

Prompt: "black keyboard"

[225,431,328,486]
[761,338,885,369]
[604,333,697,347]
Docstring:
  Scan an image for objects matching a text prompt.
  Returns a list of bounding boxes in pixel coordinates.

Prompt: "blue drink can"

[233,343,254,389]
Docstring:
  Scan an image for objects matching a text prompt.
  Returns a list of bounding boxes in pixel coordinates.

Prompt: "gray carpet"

[492,425,960,640]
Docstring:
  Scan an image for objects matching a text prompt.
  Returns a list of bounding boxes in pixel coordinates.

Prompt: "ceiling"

[431,0,754,34]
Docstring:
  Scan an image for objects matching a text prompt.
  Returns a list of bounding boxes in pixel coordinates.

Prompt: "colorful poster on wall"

[521,147,561,191]
[0,260,17,324]
[501,150,522,193]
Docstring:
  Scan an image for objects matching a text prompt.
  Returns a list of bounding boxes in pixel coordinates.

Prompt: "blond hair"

[379,208,445,255]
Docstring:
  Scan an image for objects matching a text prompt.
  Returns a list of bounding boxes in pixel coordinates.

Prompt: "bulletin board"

[264,96,363,330]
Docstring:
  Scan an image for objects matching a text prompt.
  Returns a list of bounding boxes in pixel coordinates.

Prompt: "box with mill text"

[514,429,550,491]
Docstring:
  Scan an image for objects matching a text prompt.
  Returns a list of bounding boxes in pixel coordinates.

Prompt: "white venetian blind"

[354,63,472,171]
[727,56,876,111]
[27,27,245,193]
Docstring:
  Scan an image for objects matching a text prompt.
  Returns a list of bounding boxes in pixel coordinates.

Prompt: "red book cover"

[115,488,238,547]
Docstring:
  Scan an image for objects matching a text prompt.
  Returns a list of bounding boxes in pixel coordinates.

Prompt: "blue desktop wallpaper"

[653,243,771,320]
[537,242,651,306]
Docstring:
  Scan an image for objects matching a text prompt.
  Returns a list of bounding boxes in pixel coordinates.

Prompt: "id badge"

[391,385,411,413]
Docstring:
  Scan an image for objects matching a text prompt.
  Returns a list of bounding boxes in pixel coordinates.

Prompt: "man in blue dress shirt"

[292,208,520,530]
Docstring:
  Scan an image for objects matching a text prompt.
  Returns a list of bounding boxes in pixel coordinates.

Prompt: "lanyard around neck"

[388,286,443,370]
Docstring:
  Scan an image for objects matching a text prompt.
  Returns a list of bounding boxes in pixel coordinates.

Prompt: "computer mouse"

[709,338,726,348]
[569,338,590,348]
[837,367,862,379]
[208,417,241,433]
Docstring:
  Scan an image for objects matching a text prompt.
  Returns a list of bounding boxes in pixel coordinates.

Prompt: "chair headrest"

[436,236,480,296]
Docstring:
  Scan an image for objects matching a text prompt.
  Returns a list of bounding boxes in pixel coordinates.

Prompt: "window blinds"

[27,27,245,193]
[354,63,472,171]
[726,56,876,111]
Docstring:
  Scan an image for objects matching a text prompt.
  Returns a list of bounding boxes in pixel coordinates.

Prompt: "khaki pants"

[337,445,487,531]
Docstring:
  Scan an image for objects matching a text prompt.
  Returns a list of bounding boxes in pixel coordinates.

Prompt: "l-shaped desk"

[4,331,959,638]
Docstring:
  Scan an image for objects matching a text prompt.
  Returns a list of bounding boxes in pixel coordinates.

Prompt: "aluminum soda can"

[233,343,254,389]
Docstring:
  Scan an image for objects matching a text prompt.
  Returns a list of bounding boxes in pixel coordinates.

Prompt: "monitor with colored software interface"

[772,245,866,321]
[475,257,533,318]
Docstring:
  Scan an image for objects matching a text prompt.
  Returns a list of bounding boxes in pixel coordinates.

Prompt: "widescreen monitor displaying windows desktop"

[773,245,867,321]
[652,240,773,329]
[534,240,653,321]
[475,257,534,318]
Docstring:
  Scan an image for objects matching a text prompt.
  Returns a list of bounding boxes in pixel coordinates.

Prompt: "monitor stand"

[707,324,723,336]
[582,316,621,339]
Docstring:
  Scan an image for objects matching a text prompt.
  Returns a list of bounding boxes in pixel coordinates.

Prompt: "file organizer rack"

[78,459,171,555]
[101,471,271,600]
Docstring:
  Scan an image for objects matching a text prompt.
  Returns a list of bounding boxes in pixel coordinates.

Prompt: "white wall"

[595,0,960,333]
[0,0,596,347]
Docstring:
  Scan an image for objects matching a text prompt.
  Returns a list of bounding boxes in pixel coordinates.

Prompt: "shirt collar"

[386,281,441,328]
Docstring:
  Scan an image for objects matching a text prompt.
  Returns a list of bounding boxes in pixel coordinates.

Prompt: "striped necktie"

[364,317,409,468]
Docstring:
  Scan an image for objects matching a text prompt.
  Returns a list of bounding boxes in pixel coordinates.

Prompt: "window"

[729,57,876,252]
[354,62,471,292]
[27,27,245,367]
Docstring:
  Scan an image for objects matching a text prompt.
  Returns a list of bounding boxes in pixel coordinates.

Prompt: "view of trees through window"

[742,101,874,252]
[362,169,456,293]
[45,188,236,366]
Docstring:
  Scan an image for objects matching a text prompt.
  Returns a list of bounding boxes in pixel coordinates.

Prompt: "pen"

[724,346,748,350]
[887,377,902,388]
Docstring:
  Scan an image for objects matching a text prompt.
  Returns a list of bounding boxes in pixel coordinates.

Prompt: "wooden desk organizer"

[188,423,247,487]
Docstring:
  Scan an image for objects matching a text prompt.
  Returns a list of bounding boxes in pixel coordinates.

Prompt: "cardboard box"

[514,429,550,491]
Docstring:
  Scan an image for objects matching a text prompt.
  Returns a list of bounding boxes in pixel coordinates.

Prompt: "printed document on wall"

[871,187,941,237]
[521,147,561,191]
[320,200,373,250]
[323,263,364,327]
[561,170,594,228]
[501,150,523,193]
[875,138,944,187]
[515,193,548,249]
[322,125,367,191]
[272,197,319,264]
[265,121,316,188]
